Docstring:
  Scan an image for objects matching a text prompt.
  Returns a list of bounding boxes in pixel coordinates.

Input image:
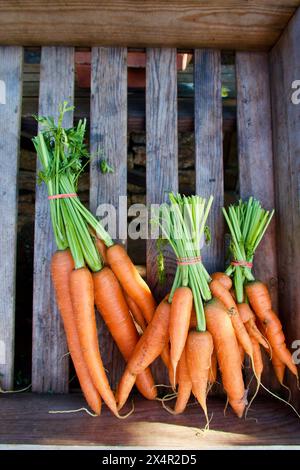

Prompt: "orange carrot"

[208,349,217,385]
[210,280,253,358]
[251,337,263,381]
[94,237,108,265]
[237,303,269,350]
[124,291,147,332]
[169,287,193,382]
[205,298,247,418]
[106,244,156,323]
[186,330,214,421]
[117,298,171,410]
[246,281,298,377]
[93,267,156,401]
[211,272,232,290]
[271,352,286,385]
[70,267,118,416]
[51,250,102,415]
[174,348,192,414]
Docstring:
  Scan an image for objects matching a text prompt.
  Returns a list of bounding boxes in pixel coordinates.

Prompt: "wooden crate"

[0,1,300,449]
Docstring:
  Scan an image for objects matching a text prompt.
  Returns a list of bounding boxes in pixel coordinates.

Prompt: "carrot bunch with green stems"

[34,102,157,416]
[222,197,298,387]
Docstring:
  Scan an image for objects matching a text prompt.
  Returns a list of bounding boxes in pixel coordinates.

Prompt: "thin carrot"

[210,280,253,359]
[51,250,102,415]
[251,337,263,381]
[70,267,118,416]
[106,244,156,323]
[94,237,108,265]
[117,298,171,410]
[208,350,217,385]
[237,303,269,350]
[169,287,193,383]
[271,352,286,385]
[205,298,247,418]
[174,348,192,414]
[246,280,298,377]
[124,291,147,332]
[186,330,214,422]
[93,267,156,401]
[211,272,232,290]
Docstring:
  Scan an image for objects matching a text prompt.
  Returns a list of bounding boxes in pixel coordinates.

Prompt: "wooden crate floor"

[0,393,299,449]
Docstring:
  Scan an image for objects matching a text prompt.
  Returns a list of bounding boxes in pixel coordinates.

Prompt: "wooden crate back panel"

[0,46,23,390]
[0,44,293,393]
[32,47,74,393]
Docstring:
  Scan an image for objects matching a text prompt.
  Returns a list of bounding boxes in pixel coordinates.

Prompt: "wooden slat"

[236,51,278,391]
[146,48,178,299]
[270,8,300,409]
[1,394,300,448]
[0,1,299,50]
[90,47,127,389]
[194,49,223,274]
[32,47,74,393]
[0,47,23,389]
[146,48,178,383]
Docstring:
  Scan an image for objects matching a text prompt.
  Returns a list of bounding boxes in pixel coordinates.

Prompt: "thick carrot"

[246,281,298,377]
[51,250,102,415]
[93,267,156,401]
[211,272,232,290]
[124,291,147,332]
[117,299,171,410]
[186,330,214,420]
[205,298,247,418]
[210,280,253,358]
[70,267,118,416]
[237,303,269,350]
[106,244,156,323]
[169,287,193,382]
[173,348,192,414]
[208,350,217,385]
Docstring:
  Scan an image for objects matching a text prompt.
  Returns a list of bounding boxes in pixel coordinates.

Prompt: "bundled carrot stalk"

[34,102,157,416]
[222,197,298,386]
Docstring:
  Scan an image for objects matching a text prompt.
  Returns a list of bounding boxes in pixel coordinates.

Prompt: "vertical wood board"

[194,49,224,274]
[32,47,74,392]
[90,47,127,389]
[0,46,23,389]
[270,9,300,407]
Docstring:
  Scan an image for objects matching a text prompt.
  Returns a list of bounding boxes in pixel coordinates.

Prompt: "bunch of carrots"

[35,103,299,422]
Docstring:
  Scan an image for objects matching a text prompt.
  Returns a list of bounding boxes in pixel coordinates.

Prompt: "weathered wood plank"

[1,394,300,448]
[90,47,127,389]
[0,1,298,50]
[194,49,223,274]
[270,9,300,409]
[146,48,178,302]
[146,48,178,384]
[236,51,279,392]
[32,47,74,393]
[0,47,23,390]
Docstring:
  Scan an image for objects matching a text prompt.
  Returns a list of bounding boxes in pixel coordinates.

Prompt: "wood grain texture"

[194,49,223,274]
[236,52,279,392]
[1,394,300,448]
[146,48,178,299]
[0,47,23,389]
[32,47,74,393]
[146,48,178,384]
[0,1,298,50]
[270,8,300,409]
[90,47,127,389]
